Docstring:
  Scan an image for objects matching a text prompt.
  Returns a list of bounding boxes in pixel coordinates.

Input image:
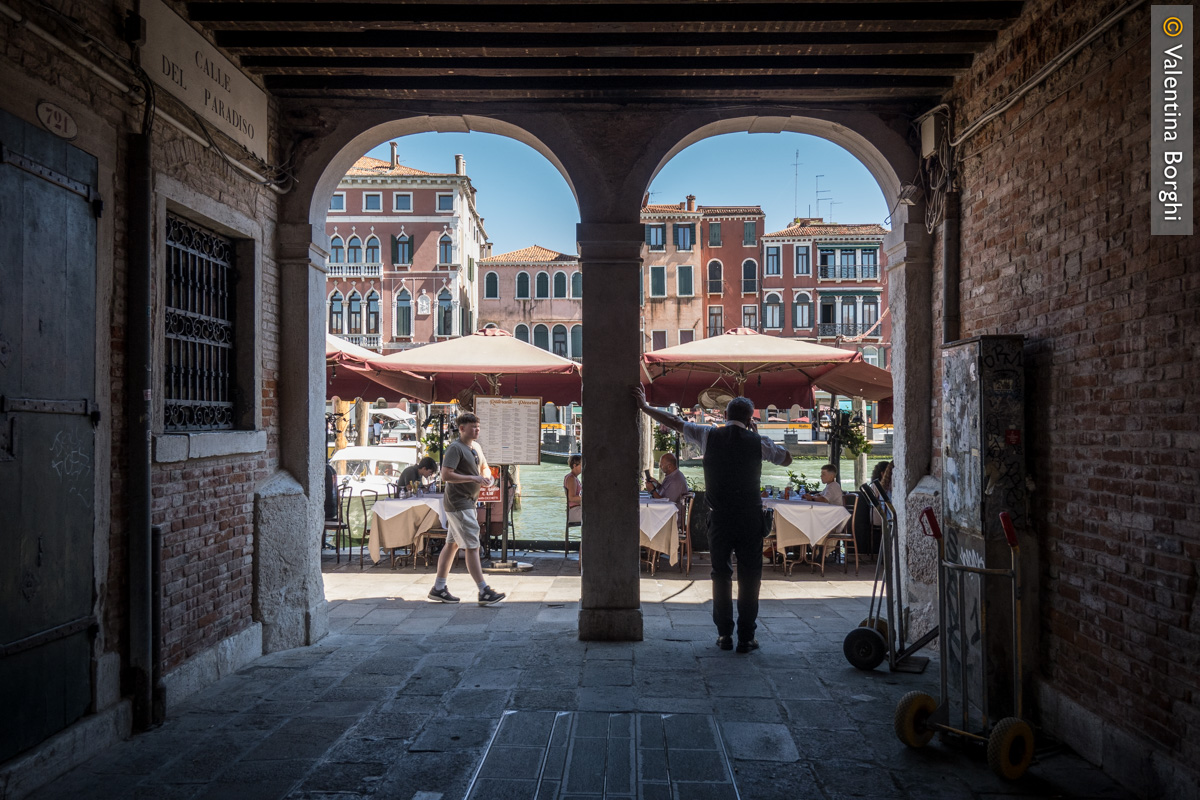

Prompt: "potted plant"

[787,469,821,495]
[652,424,677,464]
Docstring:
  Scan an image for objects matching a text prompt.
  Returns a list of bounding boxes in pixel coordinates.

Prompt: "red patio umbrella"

[360,327,582,404]
[326,334,433,402]
[640,327,860,409]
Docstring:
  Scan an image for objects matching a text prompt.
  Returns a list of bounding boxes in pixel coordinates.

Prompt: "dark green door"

[0,108,98,761]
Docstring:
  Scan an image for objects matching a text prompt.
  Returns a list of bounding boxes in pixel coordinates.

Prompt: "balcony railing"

[817,323,880,338]
[338,334,381,348]
[817,264,880,281]
[327,262,382,278]
[742,278,758,294]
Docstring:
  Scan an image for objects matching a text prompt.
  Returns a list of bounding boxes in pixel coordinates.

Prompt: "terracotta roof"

[764,222,889,237]
[345,156,448,178]
[479,244,577,264]
[641,204,701,214]
[699,206,764,216]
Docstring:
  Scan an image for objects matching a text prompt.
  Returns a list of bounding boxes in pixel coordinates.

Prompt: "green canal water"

[509,455,890,542]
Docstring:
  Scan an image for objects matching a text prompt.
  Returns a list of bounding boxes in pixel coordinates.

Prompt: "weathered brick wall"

[2,0,282,674]
[936,0,1199,775]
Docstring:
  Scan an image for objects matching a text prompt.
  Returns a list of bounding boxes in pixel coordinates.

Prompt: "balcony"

[816,264,880,281]
[816,323,881,338]
[327,262,382,278]
[338,334,381,349]
[742,279,758,294]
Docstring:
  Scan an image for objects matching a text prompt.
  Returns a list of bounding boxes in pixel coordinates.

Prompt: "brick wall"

[2,0,283,676]
[935,0,1199,776]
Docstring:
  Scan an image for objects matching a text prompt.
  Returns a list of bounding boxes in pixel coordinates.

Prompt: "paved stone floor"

[30,553,1134,800]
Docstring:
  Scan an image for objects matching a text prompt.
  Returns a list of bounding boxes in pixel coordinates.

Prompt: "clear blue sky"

[364,131,888,257]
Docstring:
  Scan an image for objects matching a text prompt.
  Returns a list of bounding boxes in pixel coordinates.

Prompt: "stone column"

[577,224,644,641]
[255,231,330,652]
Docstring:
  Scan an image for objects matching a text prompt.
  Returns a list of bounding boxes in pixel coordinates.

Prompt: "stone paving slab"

[24,555,1136,800]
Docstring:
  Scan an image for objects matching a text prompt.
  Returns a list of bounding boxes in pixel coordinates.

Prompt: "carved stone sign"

[36,101,78,140]
[141,0,269,161]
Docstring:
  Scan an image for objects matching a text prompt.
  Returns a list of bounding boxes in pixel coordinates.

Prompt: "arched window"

[763,292,783,329]
[514,324,530,343]
[347,236,362,263]
[553,272,568,298]
[347,291,362,333]
[742,260,758,294]
[365,236,380,263]
[484,271,499,299]
[533,324,549,351]
[792,292,812,329]
[396,234,412,265]
[707,260,722,293]
[535,272,550,299]
[571,271,582,298]
[516,272,530,299]
[570,325,582,359]
[552,324,568,358]
[328,291,344,333]
[439,234,453,264]
[330,236,344,264]
[437,289,453,336]
[366,291,380,334]
[395,290,412,337]
[483,322,498,329]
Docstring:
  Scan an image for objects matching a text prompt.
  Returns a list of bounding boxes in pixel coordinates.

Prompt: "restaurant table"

[639,497,679,566]
[763,497,851,550]
[369,494,447,564]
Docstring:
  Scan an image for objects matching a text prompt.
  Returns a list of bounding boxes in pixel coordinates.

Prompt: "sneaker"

[478,587,506,606]
[716,635,733,651]
[736,639,760,654]
[427,586,460,603]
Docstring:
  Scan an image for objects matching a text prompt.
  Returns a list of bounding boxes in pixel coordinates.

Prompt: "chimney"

[686,195,696,212]
[389,141,398,168]
[454,154,465,175]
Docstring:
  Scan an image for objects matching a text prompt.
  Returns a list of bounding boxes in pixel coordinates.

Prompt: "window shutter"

[689,224,696,245]
[391,235,399,264]
[645,225,653,245]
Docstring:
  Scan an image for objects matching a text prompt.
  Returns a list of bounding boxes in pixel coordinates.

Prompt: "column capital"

[576,222,645,263]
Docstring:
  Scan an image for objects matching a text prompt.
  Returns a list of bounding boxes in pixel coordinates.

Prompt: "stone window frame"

[152,175,265,463]
[648,265,667,298]
[676,265,694,297]
[483,271,500,299]
[650,330,668,351]
[436,192,454,213]
[362,192,383,212]
[329,192,346,212]
[392,192,413,212]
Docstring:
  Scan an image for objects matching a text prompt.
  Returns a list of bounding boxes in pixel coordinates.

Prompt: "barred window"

[164,214,239,432]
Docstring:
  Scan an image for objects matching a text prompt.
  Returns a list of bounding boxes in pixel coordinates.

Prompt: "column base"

[578,608,644,641]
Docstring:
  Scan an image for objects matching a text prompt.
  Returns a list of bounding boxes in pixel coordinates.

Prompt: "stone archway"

[273,104,932,644]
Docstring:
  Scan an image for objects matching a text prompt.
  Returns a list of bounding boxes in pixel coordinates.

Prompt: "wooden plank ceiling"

[184,1,1024,105]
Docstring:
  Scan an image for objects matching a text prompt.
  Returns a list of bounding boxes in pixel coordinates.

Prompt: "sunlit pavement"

[29,554,1132,800]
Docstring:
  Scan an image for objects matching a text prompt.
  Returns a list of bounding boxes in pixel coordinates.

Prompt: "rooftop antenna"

[829,199,842,223]
[792,150,802,219]
[815,175,830,221]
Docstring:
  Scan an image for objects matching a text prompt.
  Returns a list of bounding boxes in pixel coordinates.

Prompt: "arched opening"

[570,271,582,298]
[570,324,583,360]
[328,291,344,334]
[395,290,412,337]
[535,271,550,299]
[552,324,568,358]
[516,272,531,299]
[553,271,568,299]
[514,323,529,343]
[533,324,549,350]
[484,271,499,299]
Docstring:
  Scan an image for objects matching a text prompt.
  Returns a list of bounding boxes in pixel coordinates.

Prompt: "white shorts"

[446,508,481,549]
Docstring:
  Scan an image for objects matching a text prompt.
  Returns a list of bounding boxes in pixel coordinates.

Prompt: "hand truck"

[893,509,1035,780]
[842,482,938,673]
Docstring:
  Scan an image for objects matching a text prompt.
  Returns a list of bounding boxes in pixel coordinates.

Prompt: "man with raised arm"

[634,387,791,653]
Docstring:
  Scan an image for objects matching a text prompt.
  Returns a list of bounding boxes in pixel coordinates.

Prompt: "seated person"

[397,456,438,492]
[645,452,688,513]
[803,464,844,506]
[564,454,583,524]
[870,460,893,525]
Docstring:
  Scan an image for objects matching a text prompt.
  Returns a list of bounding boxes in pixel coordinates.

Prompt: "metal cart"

[842,482,938,673]
[893,508,1035,780]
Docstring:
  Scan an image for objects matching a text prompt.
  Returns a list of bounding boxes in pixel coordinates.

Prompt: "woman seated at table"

[802,464,844,505]
[564,454,583,524]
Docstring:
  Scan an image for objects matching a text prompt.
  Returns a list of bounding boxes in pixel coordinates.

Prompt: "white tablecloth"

[763,498,850,549]
[639,499,679,566]
[370,495,447,563]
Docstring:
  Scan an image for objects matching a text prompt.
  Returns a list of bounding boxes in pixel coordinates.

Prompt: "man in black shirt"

[397,456,438,492]
[635,387,790,652]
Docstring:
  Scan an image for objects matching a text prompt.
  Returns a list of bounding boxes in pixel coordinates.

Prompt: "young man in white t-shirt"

[803,464,844,506]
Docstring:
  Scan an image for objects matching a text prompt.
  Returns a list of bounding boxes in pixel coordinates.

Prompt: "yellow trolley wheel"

[894,691,938,747]
[857,616,890,641]
[987,717,1035,780]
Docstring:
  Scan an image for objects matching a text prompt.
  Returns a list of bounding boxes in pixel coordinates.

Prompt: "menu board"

[474,396,542,465]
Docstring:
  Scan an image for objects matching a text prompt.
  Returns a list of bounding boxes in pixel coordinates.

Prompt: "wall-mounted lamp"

[897,183,921,206]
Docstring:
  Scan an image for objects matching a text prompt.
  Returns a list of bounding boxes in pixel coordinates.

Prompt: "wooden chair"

[356,489,379,569]
[322,484,353,564]
[563,486,582,562]
[678,493,695,577]
[811,493,860,577]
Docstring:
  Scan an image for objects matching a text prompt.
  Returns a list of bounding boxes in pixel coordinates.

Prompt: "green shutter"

[645,225,653,245]
[391,235,399,264]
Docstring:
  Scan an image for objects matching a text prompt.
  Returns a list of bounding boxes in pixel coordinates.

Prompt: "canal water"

[510,456,891,542]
